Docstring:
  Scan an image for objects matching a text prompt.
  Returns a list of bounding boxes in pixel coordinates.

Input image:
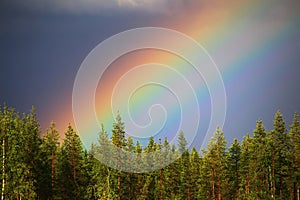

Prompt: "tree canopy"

[0,105,299,199]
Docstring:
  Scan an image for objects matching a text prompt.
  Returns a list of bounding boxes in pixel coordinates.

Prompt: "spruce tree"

[59,124,84,199]
[177,131,192,199]
[38,122,60,199]
[272,110,289,199]
[252,119,271,198]
[143,136,158,199]
[288,112,300,199]
[111,112,127,200]
[228,138,241,199]
[190,147,201,200]
[239,134,257,199]
[205,127,227,200]
[0,105,40,199]
[178,130,188,155]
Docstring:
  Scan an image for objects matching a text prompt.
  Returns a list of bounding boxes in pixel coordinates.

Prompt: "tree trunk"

[272,151,276,199]
[73,165,76,182]
[235,161,239,199]
[1,138,5,200]
[118,172,121,200]
[289,183,293,200]
[212,168,215,200]
[51,149,54,198]
[218,182,221,200]
[160,169,163,200]
[51,130,55,200]
[117,140,121,200]
[279,179,282,200]
[137,174,140,197]
[247,174,250,195]
[297,182,299,200]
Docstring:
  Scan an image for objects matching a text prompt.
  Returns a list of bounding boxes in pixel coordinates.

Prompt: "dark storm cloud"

[1,0,200,14]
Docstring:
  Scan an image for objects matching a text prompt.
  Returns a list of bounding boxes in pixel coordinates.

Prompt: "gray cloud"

[6,0,192,14]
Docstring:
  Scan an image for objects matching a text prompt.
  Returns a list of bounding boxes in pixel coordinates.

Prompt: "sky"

[1,0,300,149]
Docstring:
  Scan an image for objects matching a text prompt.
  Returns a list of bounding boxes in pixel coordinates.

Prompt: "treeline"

[0,104,299,199]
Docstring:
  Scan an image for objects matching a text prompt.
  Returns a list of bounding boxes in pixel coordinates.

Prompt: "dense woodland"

[0,104,299,200]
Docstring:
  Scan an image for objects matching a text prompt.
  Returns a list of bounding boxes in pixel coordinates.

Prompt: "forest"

[0,104,299,200]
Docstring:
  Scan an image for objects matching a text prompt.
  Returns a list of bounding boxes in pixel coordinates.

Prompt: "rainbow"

[48,1,299,149]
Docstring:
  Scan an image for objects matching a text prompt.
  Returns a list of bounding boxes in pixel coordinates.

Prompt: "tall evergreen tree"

[143,136,158,199]
[135,141,143,198]
[205,127,228,200]
[239,134,257,199]
[228,138,241,199]
[0,105,41,199]
[58,124,84,199]
[272,110,289,199]
[111,112,127,200]
[190,147,201,200]
[38,122,60,199]
[177,131,192,199]
[288,112,300,200]
[178,130,188,155]
[252,119,271,199]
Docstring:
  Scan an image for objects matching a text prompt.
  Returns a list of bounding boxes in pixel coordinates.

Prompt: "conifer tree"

[111,113,127,200]
[38,122,60,199]
[288,112,300,200]
[239,134,257,199]
[85,143,98,199]
[22,107,41,199]
[177,131,192,199]
[143,136,158,199]
[59,124,84,199]
[205,127,228,200]
[178,130,188,155]
[228,138,241,199]
[252,119,271,198]
[198,148,212,199]
[135,140,143,197]
[0,106,38,199]
[272,110,289,199]
[190,147,201,200]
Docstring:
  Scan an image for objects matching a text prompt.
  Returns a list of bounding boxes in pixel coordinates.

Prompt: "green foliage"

[227,138,241,199]
[0,104,299,199]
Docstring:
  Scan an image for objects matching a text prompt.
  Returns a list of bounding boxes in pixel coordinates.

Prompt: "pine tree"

[97,123,112,169]
[272,110,289,199]
[178,130,188,155]
[38,122,60,199]
[167,153,181,199]
[205,127,227,200]
[59,124,84,199]
[177,131,192,199]
[143,136,158,199]
[228,138,241,199]
[135,140,143,198]
[239,134,257,199]
[0,105,41,199]
[161,138,172,199]
[111,112,127,200]
[190,147,201,200]
[288,112,300,200]
[0,105,5,200]
[123,136,137,199]
[252,119,271,198]
[198,147,212,199]
[85,143,98,199]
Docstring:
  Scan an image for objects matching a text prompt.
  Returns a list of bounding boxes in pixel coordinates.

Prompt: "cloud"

[6,0,192,14]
